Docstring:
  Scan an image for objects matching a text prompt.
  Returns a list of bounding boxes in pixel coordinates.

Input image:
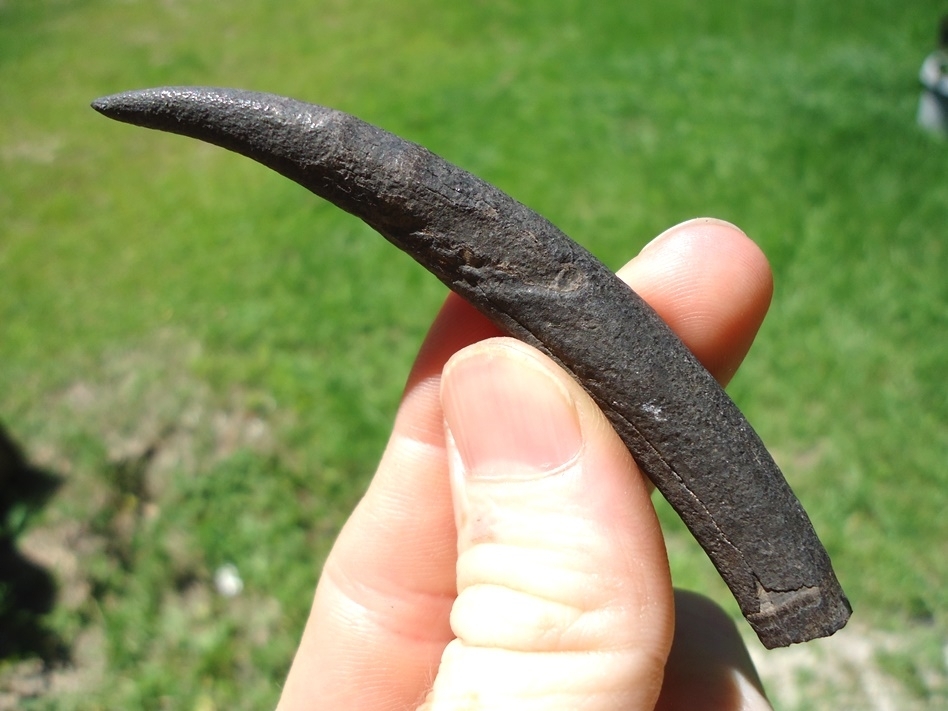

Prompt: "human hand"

[276,218,774,711]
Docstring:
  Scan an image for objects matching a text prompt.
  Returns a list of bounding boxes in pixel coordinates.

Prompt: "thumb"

[423,338,674,711]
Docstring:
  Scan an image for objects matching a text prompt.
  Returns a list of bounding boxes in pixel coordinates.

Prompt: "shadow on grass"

[0,421,68,664]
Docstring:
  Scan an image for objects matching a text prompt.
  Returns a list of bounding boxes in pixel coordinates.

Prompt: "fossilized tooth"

[92,86,851,648]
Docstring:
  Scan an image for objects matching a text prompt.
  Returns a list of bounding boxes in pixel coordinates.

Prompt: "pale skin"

[276,218,776,710]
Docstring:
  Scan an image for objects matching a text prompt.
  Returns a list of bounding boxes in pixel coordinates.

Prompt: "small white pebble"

[214,563,244,597]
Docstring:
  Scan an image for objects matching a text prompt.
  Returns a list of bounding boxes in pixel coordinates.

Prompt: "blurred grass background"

[1,0,946,708]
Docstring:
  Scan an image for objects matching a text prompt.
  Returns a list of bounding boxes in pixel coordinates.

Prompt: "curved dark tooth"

[93,86,851,647]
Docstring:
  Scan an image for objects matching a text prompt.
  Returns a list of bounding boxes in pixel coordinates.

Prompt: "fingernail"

[442,343,582,478]
[642,217,746,253]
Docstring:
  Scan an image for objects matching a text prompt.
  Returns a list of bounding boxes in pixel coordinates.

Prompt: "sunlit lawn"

[1,1,946,708]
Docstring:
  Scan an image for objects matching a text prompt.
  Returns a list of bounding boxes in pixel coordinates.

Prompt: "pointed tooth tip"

[91,87,223,118]
[90,88,177,123]
[90,95,112,114]
[90,90,142,118]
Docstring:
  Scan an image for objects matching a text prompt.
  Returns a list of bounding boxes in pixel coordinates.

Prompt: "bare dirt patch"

[750,621,948,710]
[1,330,284,705]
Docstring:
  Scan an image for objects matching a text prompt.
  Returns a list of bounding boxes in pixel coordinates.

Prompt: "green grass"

[1,0,946,708]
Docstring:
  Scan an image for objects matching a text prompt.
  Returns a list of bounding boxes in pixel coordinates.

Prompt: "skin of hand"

[276,218,775,711]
